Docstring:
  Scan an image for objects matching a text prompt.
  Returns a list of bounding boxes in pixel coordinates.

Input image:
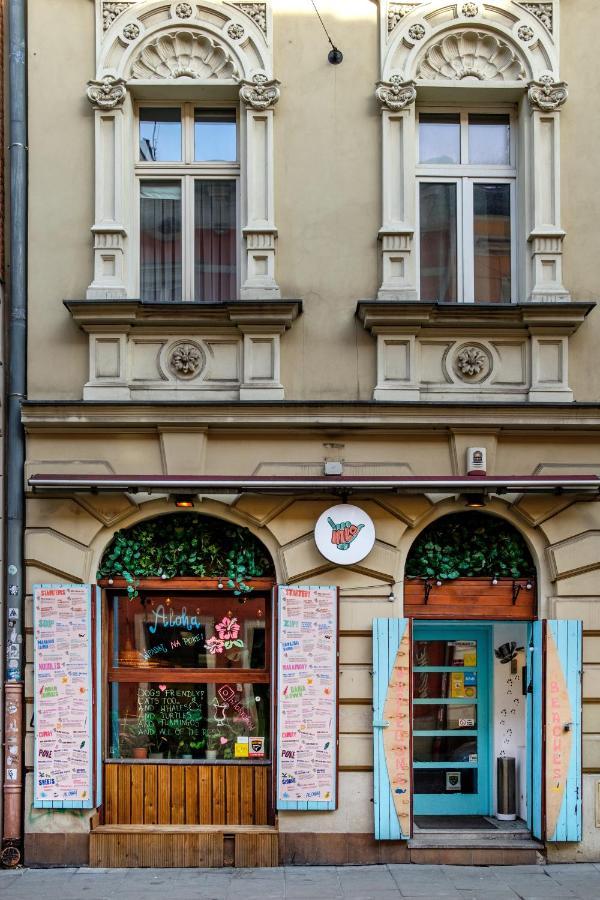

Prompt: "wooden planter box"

[403,576,536,620]
[98,577,275,592]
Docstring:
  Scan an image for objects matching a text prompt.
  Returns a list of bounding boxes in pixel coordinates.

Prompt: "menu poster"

[277,585,338,810]
[33,584,96,808]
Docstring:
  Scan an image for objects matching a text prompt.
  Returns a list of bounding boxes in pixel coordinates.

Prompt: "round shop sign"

[314,504,376,565]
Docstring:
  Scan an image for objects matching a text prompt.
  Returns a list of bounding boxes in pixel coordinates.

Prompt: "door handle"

[373,720,390,728]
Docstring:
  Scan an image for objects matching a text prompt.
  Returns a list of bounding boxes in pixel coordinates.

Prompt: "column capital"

[375,76,417,112]
[528,74,568,112]
[239,73,281,111]
[86,75,127,110]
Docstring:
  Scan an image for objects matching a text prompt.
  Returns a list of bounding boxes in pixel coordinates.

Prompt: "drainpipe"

[2,0,27,869]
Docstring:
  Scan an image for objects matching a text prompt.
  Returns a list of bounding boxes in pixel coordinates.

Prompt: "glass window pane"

[414,640,477,667]
[112,594,267,670]
[110,681,270,760]
[473,183,511,303]
[414,767,478,795]
[413,671,478,700]
[195,109,237,162]
[413,735,478,763]
[419,114,461,164]
[419,182,457,302]
[195,180,237,301]
[140,181,182,301]
[468,114,510,165]
[414,703,478,732]
[139,108,182,162]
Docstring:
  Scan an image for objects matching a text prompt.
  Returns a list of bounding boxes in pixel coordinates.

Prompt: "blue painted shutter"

[545,620,582,842]
[373,618,411,840]
[530,620,582,842]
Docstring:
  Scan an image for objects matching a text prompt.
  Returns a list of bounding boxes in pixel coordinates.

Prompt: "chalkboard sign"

[277,585,338,810]
[33,584,96,809]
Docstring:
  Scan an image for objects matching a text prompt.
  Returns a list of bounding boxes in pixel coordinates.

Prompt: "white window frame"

[416,107,517,304]
[133,101,241,302]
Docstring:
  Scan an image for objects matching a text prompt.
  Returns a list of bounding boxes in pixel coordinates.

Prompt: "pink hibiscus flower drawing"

[214,616,244,650]
[204,636,225,655]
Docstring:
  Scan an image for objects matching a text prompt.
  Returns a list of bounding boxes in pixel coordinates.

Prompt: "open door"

[530,619,582,842]
[372,618,412,840]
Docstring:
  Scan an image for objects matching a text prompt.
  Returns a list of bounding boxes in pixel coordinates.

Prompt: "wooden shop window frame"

[100,577,275,766]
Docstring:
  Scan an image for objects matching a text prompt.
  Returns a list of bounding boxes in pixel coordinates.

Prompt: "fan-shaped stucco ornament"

[129,30,240,79]
[416,30,526,81]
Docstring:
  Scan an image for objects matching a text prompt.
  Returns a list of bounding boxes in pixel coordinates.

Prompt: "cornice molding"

[64,299,302,332]
[356,301,595,334]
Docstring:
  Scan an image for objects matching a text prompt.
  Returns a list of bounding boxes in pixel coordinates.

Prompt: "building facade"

[13,0,600,867]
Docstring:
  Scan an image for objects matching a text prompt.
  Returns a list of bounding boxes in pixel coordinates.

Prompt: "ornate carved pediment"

[129,30,240,80]
[416,30,527,81]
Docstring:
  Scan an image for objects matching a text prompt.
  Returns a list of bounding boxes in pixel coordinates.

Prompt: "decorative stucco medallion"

[408,24,426,41]
[123,22,141,41]
[169,342,206,379]
[227,23,245,40]
[518,24,534,42]
[462,2,479,16]
[453,344,492,383]
[175,2,194,18]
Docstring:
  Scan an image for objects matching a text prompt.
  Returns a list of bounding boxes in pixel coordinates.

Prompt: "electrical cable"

[310,0,343,63]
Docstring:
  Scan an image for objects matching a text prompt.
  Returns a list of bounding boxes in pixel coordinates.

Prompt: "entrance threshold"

[408,816,543,864]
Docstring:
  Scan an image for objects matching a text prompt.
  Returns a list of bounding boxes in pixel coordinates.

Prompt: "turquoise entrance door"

[412,624,491,816]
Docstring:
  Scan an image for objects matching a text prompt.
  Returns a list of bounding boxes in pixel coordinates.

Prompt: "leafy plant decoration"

[97,513,274,598]
[405,512,535,581]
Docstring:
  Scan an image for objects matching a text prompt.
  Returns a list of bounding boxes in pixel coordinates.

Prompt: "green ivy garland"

[97,513,274,598]
[405,512,535,581]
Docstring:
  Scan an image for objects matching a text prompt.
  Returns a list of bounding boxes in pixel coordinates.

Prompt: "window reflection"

[195,109,237,162]
[139,108,182,162]
[469,114,510,166]
[419,182,457,302]
[474,183,511,303]
[419,114,461,164]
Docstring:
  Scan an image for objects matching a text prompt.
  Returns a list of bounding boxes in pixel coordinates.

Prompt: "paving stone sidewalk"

[2,863,600,900]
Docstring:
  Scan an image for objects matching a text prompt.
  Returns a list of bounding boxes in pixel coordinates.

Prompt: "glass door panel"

[412,625,491,816]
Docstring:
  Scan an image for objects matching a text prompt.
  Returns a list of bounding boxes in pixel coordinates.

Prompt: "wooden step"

[90,824,279,868]
[409,846,541,865]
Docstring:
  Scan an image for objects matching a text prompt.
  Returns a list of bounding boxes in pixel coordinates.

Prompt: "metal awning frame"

[28,474,600,497]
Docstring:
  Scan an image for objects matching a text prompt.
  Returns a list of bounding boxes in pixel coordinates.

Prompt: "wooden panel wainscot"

[404,577,536,620]
[103,764,271,826]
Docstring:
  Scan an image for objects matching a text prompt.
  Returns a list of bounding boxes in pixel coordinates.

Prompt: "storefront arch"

[87,496,284,587]
[399,498,553,619]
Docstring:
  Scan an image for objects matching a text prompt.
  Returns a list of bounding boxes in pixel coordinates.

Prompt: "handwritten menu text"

[34,585,93,806]
[277,586,338,806]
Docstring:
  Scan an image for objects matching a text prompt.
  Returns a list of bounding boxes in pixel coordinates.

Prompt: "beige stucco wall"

[21,0,600,861]
[25,0,600,402]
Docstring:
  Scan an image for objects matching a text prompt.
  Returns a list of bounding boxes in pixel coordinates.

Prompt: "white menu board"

[33,584,95,808]
[277,585,338,810]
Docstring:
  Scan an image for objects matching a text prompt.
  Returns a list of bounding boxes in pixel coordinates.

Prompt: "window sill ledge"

[65,298,302,332]
[356,300,596,334]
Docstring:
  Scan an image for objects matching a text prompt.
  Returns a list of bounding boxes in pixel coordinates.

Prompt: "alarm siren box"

[467,447,487,476]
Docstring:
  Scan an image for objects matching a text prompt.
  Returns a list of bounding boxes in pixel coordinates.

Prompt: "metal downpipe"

[2,0,27,869]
